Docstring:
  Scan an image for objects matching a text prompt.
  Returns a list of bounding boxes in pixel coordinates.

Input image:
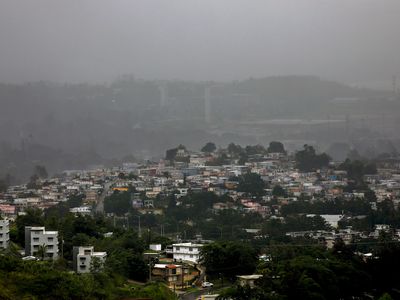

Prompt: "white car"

[202,282,214,288]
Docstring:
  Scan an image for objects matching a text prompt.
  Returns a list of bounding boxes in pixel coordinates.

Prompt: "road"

[95,181,114,214]
[179,287,215,300]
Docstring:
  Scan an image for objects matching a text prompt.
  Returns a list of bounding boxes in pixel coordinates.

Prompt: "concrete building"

[172,242,203,263]
[0,219,10,249]
[24,226,58,260]
[73,246,107,273]
[152,263,191,289]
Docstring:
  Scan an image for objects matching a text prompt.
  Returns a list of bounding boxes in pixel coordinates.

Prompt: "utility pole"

[149,260,152,282]
[61,235,64,258]
[138,215,141,237]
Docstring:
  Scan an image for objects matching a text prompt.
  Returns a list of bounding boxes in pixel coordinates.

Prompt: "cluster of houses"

[1,148,399,222]
[1,146,400,286]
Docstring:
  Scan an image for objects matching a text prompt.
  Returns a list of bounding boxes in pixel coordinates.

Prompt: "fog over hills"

[0,76,399,181]
[1,0,400,181]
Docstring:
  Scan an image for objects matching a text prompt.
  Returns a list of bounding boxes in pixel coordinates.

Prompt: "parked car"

[202,281,214,288]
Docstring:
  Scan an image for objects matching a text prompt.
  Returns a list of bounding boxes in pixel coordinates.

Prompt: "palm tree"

[37,244,48,261]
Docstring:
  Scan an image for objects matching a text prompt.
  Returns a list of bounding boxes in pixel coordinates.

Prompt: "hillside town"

[1,142,400,298]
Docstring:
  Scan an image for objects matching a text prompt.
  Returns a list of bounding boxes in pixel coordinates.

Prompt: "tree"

[295,144,331,172]
[106,249,148,281]
[272,185,287,197]
[104,191,132,215]
[0,179,7,193]
[34,165,48,179]
[165,144,187,161]
[268,141,285,153]
[37,244,48,260]
[238,173,266,198]
[200,241,258,280]
[90,256,103,273]
[15,208,44,246]
[339,159,377,186]
[201,142,217,153]
[245,144,266,156]
[378,293,394,300]
[26,174,40,189]
[227,143,243,157]
[165,148,178,161]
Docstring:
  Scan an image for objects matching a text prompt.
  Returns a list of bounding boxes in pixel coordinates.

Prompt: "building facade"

[73,246,107,273]
[24,226,59,260]
[172,242,203,263]
[0,219,10,249]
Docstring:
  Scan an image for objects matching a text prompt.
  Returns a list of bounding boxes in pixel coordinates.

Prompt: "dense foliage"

[295,144,331,172]
[218,241,400,300]
[200,241,258,280]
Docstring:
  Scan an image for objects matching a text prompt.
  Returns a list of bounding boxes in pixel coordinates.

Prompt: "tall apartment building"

[24,226,59,260]
[0,219,10,249]
[73,246,107,273]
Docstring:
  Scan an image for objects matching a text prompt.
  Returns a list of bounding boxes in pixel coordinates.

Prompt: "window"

[33,237,39,242]
[47,245,53,249]
[84,250,91,255]
[0,233,3,238]
[175,247,180,251]
[190,255,193,258]
[189,247,193,251]
[48,237,54,242]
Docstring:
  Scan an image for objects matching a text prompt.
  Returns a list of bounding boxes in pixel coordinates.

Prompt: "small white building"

[0,219,10,249]
[172,242,203,263]
[25,226,59,260]
[306,214,344,228]
[69,206,92,215]
[149,244,162,251]
[73,246,107,273]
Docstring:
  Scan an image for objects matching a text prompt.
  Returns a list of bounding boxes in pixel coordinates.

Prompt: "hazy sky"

[0,0,399,85]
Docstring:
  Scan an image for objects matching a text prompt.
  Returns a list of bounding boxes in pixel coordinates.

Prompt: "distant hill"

[0,76,392,181]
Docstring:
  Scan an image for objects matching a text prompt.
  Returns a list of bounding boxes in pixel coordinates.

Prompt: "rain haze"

[0,0,399,86]
[3,2,400,299]
[0,0,400,181]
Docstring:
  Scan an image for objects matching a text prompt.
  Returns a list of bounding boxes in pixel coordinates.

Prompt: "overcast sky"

[0,0,399,86]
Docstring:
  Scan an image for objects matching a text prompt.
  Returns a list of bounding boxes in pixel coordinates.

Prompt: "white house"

[69,206,92,215]
[306,214,344,228]
[73,246,107,273]
[0,219,10,249]
[24,226,59,260]
[172,242,203,263]
[149,244,162,251]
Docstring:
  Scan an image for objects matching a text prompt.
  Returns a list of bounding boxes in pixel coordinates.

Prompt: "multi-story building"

[85,190,98,204]
[0,219,10,249]
[152,263,191,288]
[172,242,203,263]
[24,226,59,260]
[73,246,107,273]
